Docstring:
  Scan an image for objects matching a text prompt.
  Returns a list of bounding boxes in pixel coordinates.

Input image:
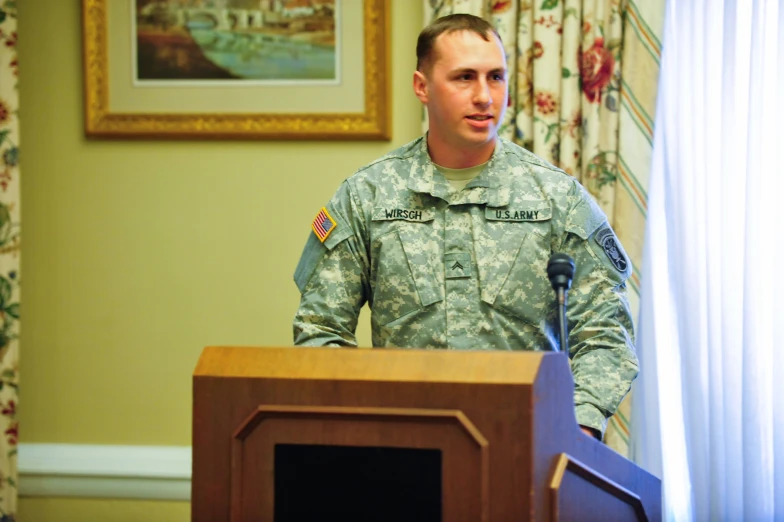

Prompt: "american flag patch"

[311,207,337,243]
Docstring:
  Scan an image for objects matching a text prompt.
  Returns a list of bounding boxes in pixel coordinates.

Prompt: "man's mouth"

[467,115,493,121]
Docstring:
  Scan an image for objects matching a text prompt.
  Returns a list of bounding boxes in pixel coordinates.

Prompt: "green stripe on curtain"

[628,1,663,56]
[621,79,655,134]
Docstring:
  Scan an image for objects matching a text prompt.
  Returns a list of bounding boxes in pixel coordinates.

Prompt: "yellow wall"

[18,0,422,519]
[19,498,189,522]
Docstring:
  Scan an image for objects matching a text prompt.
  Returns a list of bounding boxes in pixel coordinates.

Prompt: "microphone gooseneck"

[546,253,575,354]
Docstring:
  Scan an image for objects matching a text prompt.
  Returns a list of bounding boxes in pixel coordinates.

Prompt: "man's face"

[414,30,508,160]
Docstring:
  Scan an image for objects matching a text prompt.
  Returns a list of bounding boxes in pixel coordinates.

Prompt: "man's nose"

[473,79,492,106]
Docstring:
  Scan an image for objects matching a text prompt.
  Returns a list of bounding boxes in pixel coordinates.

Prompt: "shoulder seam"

[501,139,568,176]
[356,146,418,174]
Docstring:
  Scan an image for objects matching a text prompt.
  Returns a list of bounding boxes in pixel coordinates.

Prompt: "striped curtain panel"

[0,1,19,520]
[423,0,664,458]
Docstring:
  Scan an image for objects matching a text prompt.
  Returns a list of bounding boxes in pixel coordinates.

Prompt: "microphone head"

[547,253,575,291]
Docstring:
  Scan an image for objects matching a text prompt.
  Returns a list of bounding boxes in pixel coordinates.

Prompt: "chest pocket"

[475,202,553,325]
[370,208,442,326]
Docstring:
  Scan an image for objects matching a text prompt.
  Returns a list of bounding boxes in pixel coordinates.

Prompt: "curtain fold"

[633,0,784,519]
[0,1,19,520]
[423,0,665,458]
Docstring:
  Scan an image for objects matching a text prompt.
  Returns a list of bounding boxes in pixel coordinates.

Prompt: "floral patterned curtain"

[0,1,19,519]
[423,0,664,458]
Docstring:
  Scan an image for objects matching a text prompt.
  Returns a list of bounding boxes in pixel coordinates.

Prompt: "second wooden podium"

[192,346,660,521]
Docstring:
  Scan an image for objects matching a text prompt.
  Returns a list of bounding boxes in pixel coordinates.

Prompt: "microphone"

[546,253,575,354]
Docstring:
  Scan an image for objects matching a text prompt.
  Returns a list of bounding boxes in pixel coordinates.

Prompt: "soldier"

[292,14,638,440]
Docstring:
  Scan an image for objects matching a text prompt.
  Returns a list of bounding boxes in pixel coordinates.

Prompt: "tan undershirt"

[435,161,488,192]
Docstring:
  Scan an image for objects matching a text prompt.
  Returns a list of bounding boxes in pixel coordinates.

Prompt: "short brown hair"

[416,14,502,73]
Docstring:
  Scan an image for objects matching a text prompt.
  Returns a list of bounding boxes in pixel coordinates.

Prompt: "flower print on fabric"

[580,37,614,103]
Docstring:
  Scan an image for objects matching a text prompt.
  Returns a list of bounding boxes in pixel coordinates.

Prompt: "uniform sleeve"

[293,181,370,347]
[557,180,639,436]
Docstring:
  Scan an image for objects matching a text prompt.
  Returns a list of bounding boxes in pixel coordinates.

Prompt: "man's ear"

[413,70,429,104]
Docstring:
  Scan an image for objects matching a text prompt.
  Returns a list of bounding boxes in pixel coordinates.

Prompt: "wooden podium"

[192,346,661,522]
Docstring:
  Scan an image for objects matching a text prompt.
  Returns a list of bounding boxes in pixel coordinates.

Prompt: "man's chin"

[460,129,497,147]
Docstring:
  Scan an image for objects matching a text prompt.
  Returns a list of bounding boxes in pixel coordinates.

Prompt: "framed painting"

[82,0,390,140]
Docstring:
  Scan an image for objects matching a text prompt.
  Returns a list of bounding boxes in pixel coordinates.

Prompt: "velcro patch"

[444,252,472,279]
[311,207,337,243]
[371,208,435,222]
[595,226,628,272]
[486,206,552,221]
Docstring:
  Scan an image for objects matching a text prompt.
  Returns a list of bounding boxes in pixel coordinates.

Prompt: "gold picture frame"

[82,0,391,140]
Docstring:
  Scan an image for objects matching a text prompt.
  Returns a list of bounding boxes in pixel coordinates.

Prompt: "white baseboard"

[18,443,191,501]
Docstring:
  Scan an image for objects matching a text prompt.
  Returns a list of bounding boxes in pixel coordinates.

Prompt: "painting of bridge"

[134,0,337,82]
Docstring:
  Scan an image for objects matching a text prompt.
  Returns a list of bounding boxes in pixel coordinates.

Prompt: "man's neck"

[426,135,497,169]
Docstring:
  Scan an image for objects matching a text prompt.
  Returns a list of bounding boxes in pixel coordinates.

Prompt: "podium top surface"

[194,346,560,385]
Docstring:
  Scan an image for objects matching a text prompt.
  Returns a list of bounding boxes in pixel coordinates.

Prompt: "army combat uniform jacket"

[293,137,639,435]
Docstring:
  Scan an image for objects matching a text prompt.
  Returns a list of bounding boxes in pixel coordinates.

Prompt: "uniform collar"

[407,136,510,207]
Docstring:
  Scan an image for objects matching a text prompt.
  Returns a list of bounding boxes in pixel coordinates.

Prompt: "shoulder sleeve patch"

[295,199,359,292]
[308,204,354,251]
[312,207,337,242]
[592,225,631,278]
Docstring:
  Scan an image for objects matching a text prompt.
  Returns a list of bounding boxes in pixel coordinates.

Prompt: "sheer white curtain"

[632,0,784,521]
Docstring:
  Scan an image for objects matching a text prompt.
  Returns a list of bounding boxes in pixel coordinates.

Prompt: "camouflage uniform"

[293,137,638,435]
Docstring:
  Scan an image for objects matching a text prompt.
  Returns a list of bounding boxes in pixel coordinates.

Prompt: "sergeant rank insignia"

[312,207,337,243]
